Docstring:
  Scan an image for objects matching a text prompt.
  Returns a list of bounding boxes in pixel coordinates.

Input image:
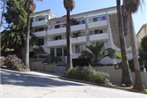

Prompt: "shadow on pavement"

[1,69,83,87]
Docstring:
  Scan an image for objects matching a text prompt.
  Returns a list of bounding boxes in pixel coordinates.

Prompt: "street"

[0,69,146,98]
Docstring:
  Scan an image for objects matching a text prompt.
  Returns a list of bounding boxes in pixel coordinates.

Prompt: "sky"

[34,0,147,34]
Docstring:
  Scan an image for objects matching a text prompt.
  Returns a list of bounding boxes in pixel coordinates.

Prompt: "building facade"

[31,7,134,64]
[137,24,147,45]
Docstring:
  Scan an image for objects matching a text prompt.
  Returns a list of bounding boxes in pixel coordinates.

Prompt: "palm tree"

[24,0,36,69]
[63,0,75,69]
[80,42,116,66]
[123,0,144,91]
[116,0,133,86]
[80,43,104,65]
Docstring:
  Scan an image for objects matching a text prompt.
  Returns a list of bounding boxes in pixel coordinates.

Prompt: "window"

[97,15,107,21]
[62,24,66,27]
[95,30,103,34]
[54,35,62,40]
[101,16,106,20]
[50,48,54,56]
[81,20,86,24]
[75,45,80,53]
[38,17,44,21]
[34,27,46,32]
[63,47,67,56]
[37,38,44,45]
[56,48,62,56]
[38,27,45,31]
[55,25,60,29]
[35,16,45,22]
[93,17,98,22]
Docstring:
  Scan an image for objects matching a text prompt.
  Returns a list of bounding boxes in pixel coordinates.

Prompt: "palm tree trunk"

[128,13,144,91]
[116,0,132,86]
[25,13,30,70]
[66,10,73,69]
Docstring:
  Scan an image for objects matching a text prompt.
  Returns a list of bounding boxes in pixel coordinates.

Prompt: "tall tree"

[116,0,133,86]
[124,0,144,91]
[2,0,27,57]
[24,0,36,69]
[63,0,75,69]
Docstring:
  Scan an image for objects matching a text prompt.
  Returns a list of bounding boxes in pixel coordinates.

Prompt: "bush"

[66,66,109,85]
[93,71,109,84]
[0,56,5,68]
[66,67,81,79]
[4,55,27,71]
[81,66,96,81]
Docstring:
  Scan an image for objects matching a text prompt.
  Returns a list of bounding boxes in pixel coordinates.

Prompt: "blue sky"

[35,0,147,34]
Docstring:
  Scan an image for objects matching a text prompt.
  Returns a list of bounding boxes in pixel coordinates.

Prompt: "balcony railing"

[33,30,47,37]
[46,33,109,47]
[32,20,47,27]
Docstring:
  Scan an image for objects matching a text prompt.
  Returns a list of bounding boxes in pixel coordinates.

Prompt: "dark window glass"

[55,25,60,29]
[93,18,98,22]
[81,20,86,24]
[62,24,66,27]
[63,47,67,56]
[95,30,103,34]
[54,36,62,40]
[50,48,54,57]
[38,27,44,31]
[38,38,44,45]
[102,16,106,20]
[56,48,62,56]
[75,45,80,53]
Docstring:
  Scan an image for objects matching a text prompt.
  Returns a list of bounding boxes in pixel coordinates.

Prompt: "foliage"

[79,43,104,65]
[32,45,44,57]
[66,66,109,84]
[1,0,27,57]
[64,0,75,11]
[42,55,61,64]
[141,35,147,52]
[140,35,147,70]
[0,56,5,68]
[4,55,27,71]
[79,43,116,65]
[66,67,81,79]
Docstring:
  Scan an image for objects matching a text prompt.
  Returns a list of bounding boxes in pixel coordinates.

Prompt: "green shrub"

[93,71,109,84]
[66,67,81,79]
[81,66,96,81]
[0,56,5,68]
[4,55,27,71]
[66,66,109,85]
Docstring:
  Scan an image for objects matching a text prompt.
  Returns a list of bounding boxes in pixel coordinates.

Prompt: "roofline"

[71,6,116,17]
[34,9,50,14]
[49,6,116,21]
[137,23,147,36]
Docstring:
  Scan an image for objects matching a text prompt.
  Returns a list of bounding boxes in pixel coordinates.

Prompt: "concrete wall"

[30,59,147,87]
[94,66,147,88]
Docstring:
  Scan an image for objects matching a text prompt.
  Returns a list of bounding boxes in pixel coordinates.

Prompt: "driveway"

[0,69,146,98]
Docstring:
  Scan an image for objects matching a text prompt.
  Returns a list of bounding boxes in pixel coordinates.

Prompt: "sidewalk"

[0,69,146,98]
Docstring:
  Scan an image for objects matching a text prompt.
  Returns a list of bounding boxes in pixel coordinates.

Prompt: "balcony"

[48,27,66,35]
[46,39,66,47]
[32,20,47,27]
[87,20,107,28]
[47,24,86,36]
[46,33,109,47]
[33,31,47,37]
[90,33,109,41]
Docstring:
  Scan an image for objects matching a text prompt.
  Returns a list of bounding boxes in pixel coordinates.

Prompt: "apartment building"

[137,24,147,45]
[31,7,134,64]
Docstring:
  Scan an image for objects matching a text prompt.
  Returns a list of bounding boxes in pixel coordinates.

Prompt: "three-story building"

[32,6,135,64]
